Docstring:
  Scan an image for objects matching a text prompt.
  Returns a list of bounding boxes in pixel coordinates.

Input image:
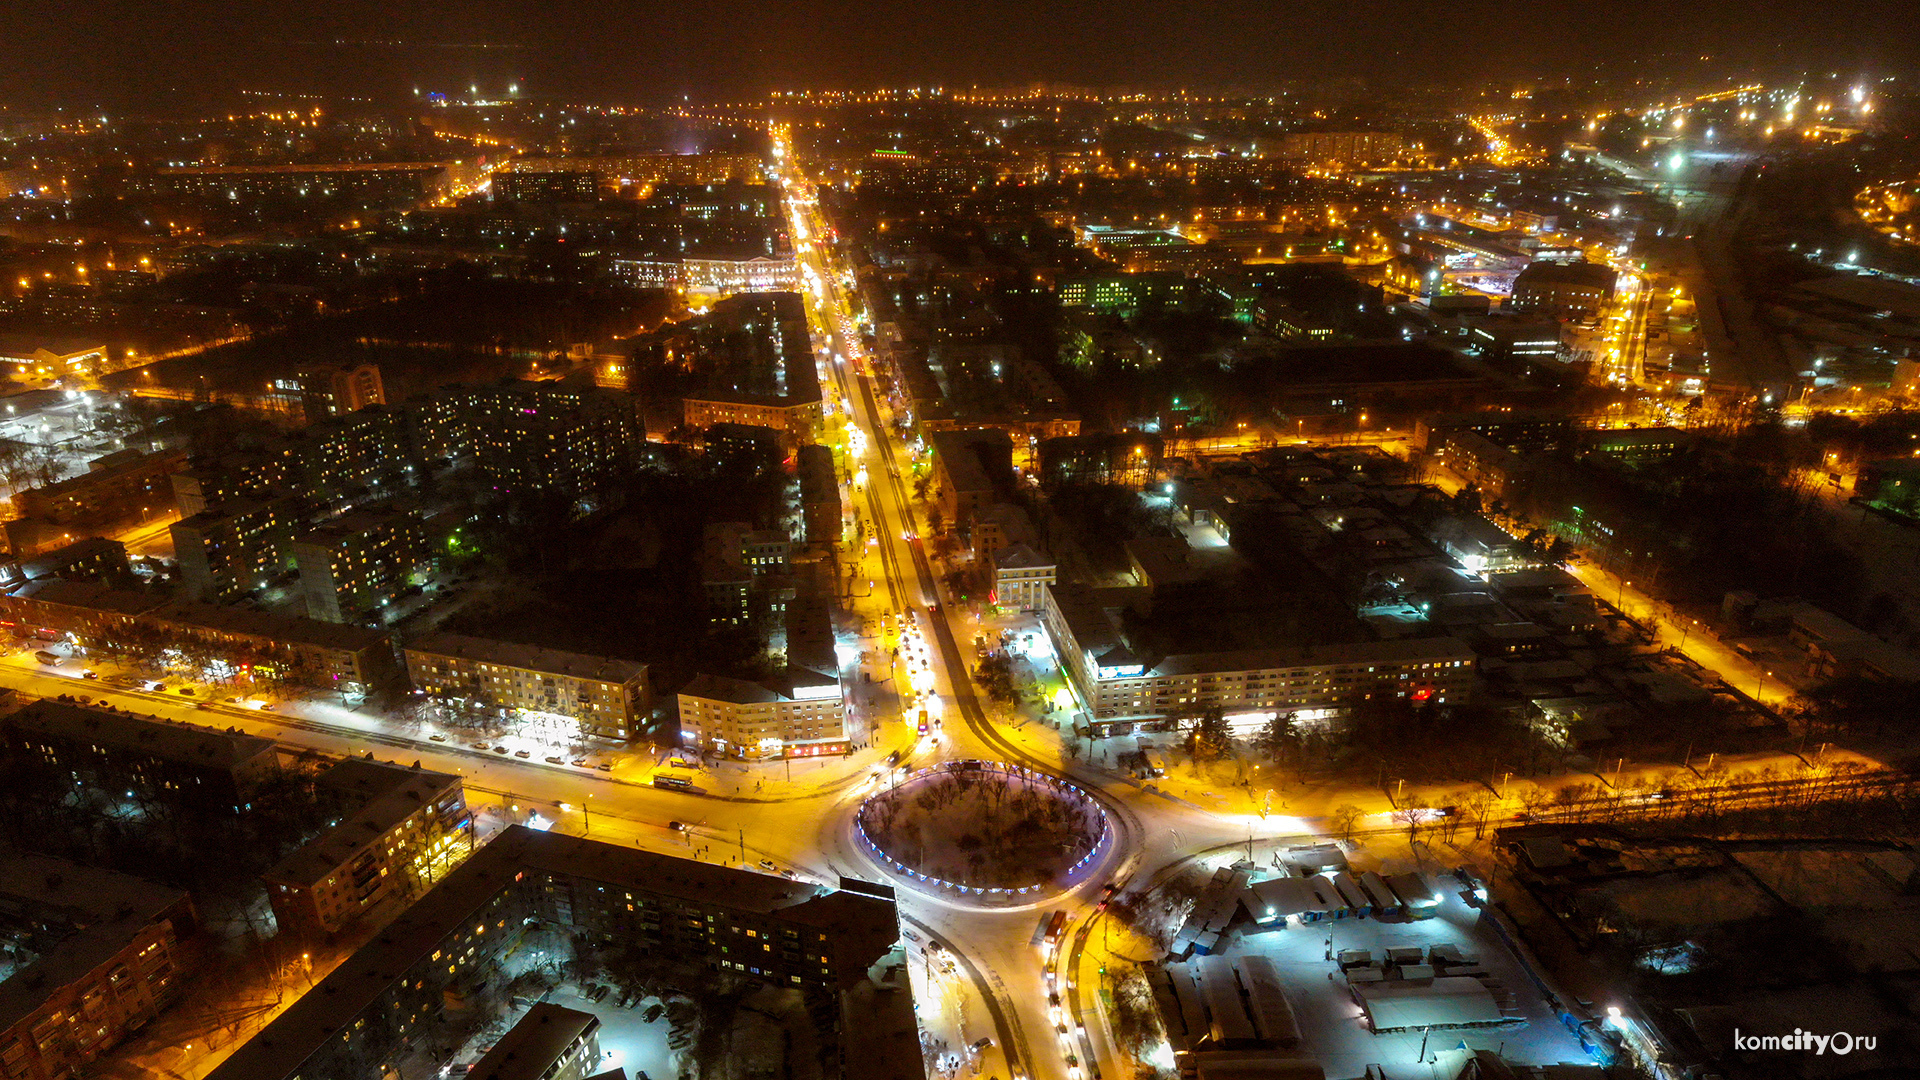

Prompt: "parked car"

[545,755,564,764]
[492,745,509,755]
[513,749,531,759]
[471,742,491,751]
[571,758,590,767]
[429,733,447,742]
[595,762,612,772]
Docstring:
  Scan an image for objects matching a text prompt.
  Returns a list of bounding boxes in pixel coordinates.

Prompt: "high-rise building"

[171,497,295,602]
[291,508,434,623]
[297,364,387,421]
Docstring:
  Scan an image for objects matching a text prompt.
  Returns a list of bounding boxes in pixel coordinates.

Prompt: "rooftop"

[149,599,391,654]
[263,760,463,889]
[0,852,191,1037]
[403,631,646,684]
[206,827,907,1080]
[469,1004,598,1080]
[4,699,278,770]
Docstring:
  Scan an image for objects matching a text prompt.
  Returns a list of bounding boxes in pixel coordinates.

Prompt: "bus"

[32,650,60,667]
[653,774,694,791]
[1043,910,1068,948]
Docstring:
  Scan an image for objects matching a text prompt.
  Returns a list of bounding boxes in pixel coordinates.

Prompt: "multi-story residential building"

[468,1004,602,1080]
[990,543,1056,613]
[796,444,843,546]
[1056,271,1195,316]
[263,758,471,936]
[0,578,161,646]
[677,668,848,760]
[0,536,130,589]
[402,633,650,741]
[2,700,280,812]
[1041,582,1477,737]
[462,381,646,494]
[0,853,196,1080]
[491,170,599,203]
[701,522,795,625]
[501,152,764,186]
[1273,131,1408,165]
[0,585,401,693]
[278,404,415,500]
[168,449,289,518]
[143,600,404,694]
[5,447,186,556]
[291,508,433,623]
[297,363,387,421]
[171,498,295,602]
[141,161,481,202]
[928,429,1012,527]
[205,827,920,1080]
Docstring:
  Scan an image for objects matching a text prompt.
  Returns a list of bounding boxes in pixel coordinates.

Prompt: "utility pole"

[739,828,747,866]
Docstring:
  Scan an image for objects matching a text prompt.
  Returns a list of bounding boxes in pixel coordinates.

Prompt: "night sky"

[2,0,1914,111]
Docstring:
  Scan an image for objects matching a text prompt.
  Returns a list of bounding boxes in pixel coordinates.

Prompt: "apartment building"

[990,543,1056,613]
[291,508,434,623]
[264,759,471,935]
[677,668,848,760]
[1041,582,1477,737]
[205,827,921,1080]
[403,632,650,741]
[928,429,1012,526]
[171,497,295,602]
[467,1005,601,1080]
[145,600,402,693]
[796,443,843,546]
[2,700,279,812]
[0,853,197,1080]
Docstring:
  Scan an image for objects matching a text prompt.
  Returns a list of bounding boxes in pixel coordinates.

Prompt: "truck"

[1135,737,1165,778]
[32,650,60,667]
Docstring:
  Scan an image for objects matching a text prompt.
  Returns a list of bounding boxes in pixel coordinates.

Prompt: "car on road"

[259,702,276,711]
[668,821,686,832]
[179,687,195,696]
[759,859,777,871]
[150,682,167,692]
[596,762,612,772]
[80,670,96,679]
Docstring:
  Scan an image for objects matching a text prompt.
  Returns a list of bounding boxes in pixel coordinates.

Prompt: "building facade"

[264,759,471,936]
[1041,583,1477,736]
[403,633,650,741]
[677,669,848,760]
[171,498,295,603]
[0,854,196,1080]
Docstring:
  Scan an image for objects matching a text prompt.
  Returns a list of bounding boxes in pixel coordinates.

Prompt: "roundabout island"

[854,760,1112,902]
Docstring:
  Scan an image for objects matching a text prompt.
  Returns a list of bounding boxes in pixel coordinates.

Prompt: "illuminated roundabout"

[853,760,1113,905]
